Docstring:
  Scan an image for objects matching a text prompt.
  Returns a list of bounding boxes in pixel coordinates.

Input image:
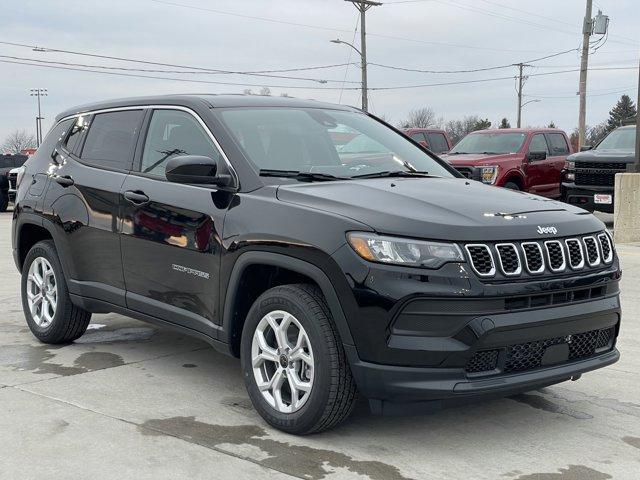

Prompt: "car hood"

[567,149,635,162]
[441,153,519,165]
[276,178,603,242]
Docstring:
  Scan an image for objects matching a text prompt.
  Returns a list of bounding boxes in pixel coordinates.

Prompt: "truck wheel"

[0,193,8,212]
[21,240,91,344]
[241,284,357,434]
[504,182,520,191]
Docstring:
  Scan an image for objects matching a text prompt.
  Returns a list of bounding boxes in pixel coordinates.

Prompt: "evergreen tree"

[499,118,511,129]
[547,121,557,128]
[472,118,492,131]
[605,95,637,132]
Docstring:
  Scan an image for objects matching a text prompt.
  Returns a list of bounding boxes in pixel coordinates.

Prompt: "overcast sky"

[0,0,638,143]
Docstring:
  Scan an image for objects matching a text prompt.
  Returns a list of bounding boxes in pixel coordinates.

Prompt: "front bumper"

[562,182,614,213]
[346,294,620,406]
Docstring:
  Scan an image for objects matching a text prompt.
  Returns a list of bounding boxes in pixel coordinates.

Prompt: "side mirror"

[580,145,593,151]
[165,155,231,186]
[526,151,547,161]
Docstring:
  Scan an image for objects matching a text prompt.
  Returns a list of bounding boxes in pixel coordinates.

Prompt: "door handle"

[123,190,150,206]
[53,175,74,187]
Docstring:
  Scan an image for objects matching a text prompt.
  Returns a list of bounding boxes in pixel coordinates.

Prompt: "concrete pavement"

[1,211,639,480]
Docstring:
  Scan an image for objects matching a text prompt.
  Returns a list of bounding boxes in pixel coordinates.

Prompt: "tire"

[0,193,8,212]
[21,240,91,344]
[504,181,520,191]
[241,284,357,434]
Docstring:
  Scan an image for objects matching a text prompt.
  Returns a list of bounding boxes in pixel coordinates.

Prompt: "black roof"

[55,94,358,121]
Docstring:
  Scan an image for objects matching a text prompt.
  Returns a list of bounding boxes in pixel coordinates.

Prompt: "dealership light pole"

[30,88,47,147]
[336,0,381,112]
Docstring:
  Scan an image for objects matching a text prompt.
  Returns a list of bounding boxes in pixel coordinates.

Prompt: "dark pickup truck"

[0,154,29,212]
[562,125,636,213]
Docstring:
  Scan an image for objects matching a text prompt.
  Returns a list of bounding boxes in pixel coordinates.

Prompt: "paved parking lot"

[1,211,639,480]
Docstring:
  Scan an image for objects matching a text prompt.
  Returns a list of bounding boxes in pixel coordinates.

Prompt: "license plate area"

[594,194,612,205]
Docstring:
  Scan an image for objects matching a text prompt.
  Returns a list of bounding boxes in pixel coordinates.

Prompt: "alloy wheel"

[251,310,314,413]
[26,257,58,328]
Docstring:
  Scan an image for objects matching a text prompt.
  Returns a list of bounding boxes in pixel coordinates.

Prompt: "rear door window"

[427,133,449,153]
[528,134,549,154]
[80,110,144,170]
[546,133,570,155]
[139,109,222,178]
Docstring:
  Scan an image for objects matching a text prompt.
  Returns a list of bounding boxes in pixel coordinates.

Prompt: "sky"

[0,0,638,144]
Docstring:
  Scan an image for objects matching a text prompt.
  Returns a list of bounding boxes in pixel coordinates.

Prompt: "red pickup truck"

[440,128,573,198]
[403,128,453,154]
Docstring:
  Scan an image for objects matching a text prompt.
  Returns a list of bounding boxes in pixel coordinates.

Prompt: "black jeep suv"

[12,95,621,434]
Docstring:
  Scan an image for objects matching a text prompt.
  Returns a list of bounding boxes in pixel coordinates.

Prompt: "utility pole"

[345,0,381,112]
[577,0,593,149]
[30,88,47,147]
[632,56,640,173]
[515,63,530,128]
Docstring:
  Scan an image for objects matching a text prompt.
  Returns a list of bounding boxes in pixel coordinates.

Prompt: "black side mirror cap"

[526,151,547,161]
[165,155,231,186]
[580,145,593,151]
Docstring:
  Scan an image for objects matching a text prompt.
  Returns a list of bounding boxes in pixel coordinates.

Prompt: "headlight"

[565,172,575,181]
[480,166,498,184]
[564,161,575,170]
[347,232,464,268]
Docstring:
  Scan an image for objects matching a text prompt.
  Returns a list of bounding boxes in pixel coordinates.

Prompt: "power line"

[369,48,579,74]
[145,0,581,54]
[0,53,361,84]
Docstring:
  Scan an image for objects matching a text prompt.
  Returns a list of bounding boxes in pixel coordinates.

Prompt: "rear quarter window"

[80,110,144,170]
[547,133,570,155]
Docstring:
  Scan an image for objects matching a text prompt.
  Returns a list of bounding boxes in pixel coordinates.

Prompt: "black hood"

[276,178,604,242]
[568,148,635,162]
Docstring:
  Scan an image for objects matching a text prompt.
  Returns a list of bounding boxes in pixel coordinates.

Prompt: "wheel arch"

[222,251,354,358]
[15,215,55,271]
[502,171,525,190]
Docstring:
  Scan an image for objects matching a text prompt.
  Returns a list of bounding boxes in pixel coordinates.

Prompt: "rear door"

[43,109,144,305]
[544,132,571,197]
[120,107,229,336]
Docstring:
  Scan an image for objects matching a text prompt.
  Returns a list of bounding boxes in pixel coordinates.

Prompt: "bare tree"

[2,130,37,154]
[444,115,488,145]
[400,107,441,129]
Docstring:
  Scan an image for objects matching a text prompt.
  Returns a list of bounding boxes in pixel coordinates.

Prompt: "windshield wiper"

[351,170,431,179]
[259,169,347,181]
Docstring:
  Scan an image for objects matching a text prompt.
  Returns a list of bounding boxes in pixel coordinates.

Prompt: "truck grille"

[454,167,480,181]
[465,233,613,278]
[465,326,615,375]
[574,161,626,187]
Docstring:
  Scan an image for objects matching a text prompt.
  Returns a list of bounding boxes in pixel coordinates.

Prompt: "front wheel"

[241,284,357,434]
[504,181,521,191]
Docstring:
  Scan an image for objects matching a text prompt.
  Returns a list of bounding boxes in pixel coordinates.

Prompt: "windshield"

[595,128,635,151]
[450,132,526,154]
[216,107,454,179]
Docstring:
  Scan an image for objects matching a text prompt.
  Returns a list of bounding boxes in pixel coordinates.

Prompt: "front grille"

[565,239,584,269]
[464,232,613,279]
[465,326,616,375]
[575,161,627,170]
[495,244,521,275]
[575,172,616,186]
[466,245,495,276]
[454,167,480,181]
[545,241,566,272]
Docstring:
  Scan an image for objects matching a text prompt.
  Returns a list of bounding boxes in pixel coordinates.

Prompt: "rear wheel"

[21,240,91,344]
[241,284,357,434]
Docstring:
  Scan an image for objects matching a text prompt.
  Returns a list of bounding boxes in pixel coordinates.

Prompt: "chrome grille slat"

[521,242,545,274]
[495,243,522,276]
[598,233,613,264]
[544,240,567,272]
[565,239,585,270]
[583,236,601,267]
[465,244,496,277]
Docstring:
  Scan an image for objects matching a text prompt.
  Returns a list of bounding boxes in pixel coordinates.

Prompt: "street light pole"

[344,0,381,112]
